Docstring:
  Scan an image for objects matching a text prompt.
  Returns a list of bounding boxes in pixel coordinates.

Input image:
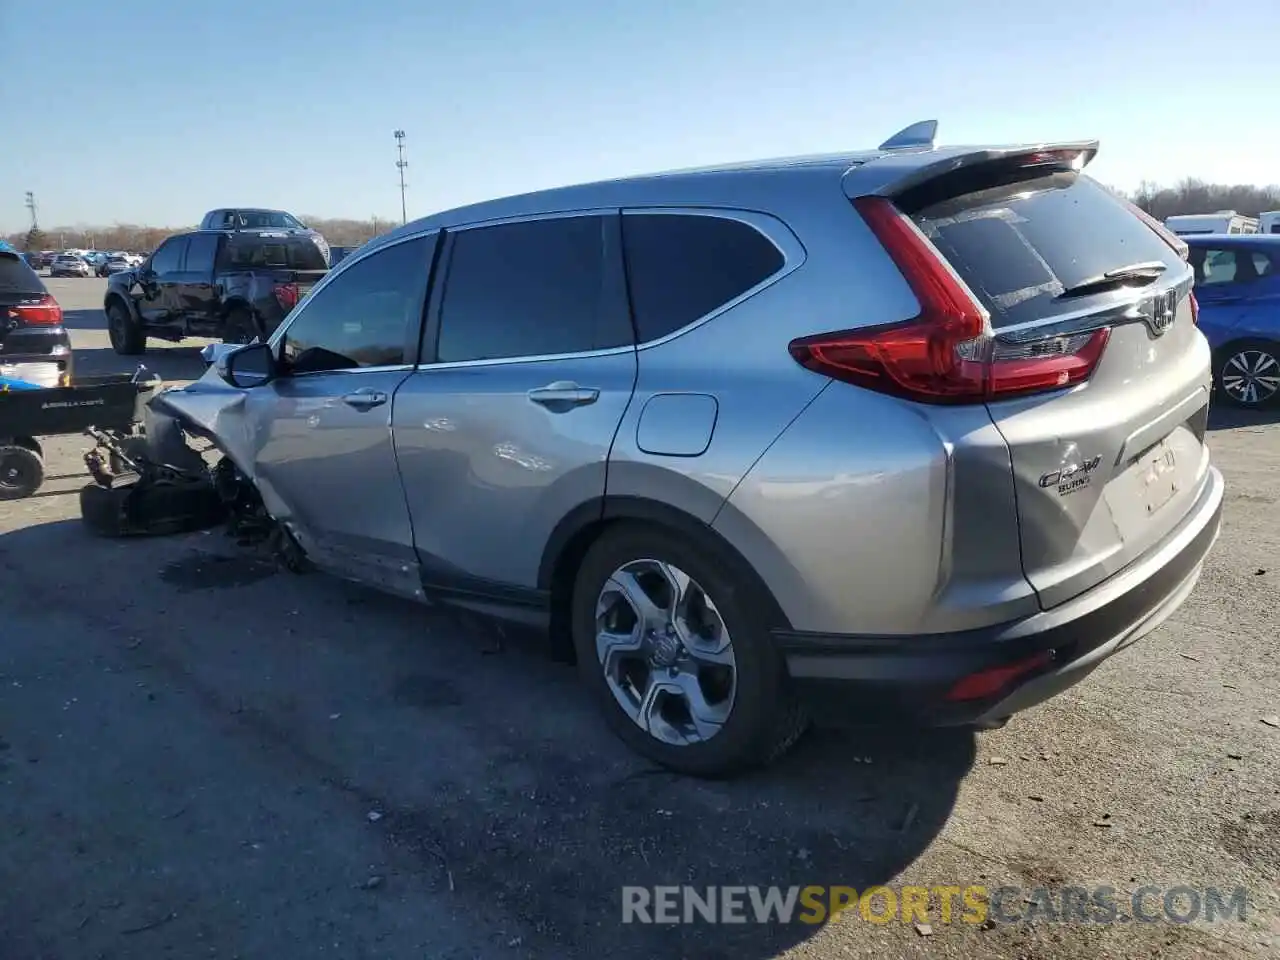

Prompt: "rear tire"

[106,301,146,356]
[0,444,45,500]
[570,523,807,777]
[1214,339,1280,409]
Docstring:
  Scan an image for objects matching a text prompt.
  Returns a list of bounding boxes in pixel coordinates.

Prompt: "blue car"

[1187,234,1280,408]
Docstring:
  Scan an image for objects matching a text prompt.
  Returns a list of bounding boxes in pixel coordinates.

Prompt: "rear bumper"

[0,329,75,385]
[774,465,1224,727]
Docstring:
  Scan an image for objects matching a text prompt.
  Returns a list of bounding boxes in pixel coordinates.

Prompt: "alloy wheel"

[594,558,737,746]
[1221,348,1280,406]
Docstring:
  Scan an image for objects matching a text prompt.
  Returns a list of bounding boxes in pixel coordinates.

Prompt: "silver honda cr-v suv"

[159,121,1224,777]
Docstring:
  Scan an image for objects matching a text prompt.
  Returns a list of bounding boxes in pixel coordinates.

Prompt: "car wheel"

[106,301,146,356]
[1215,339,1280,408]
[571,523,808,777]
[0,444,44,500]
[221,307,261,345]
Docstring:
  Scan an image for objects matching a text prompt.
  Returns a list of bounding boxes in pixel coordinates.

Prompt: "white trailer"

[1164,212,1259,235]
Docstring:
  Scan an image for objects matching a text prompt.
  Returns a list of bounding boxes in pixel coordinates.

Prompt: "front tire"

[1215,339,1280,409]
[570,523,807,777]
[106,301,146,356]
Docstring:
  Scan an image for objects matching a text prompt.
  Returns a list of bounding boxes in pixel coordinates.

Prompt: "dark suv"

[103,229,329,355]
[0,247,73,386]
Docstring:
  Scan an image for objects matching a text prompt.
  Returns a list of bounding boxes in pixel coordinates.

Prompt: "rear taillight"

[273,282,300,311]
[7,294,63,326]
[787,196,1109,404]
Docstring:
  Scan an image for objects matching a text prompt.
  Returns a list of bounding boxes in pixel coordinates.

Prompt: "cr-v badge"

[1040,455,1103,495]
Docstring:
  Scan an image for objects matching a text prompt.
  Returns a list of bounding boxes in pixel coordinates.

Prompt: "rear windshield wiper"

[1056,261,1167,299]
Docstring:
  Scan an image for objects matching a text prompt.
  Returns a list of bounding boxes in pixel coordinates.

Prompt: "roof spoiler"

[878,120,938,152]
[851,140,1101,201]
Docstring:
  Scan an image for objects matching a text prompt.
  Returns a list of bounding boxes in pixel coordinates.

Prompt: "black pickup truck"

[102,229,328,355]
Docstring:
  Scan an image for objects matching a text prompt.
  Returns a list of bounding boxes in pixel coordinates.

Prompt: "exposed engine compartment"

[81,398,309,572]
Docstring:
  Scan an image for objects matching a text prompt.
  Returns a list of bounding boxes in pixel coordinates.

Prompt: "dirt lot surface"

[1,277,1277,959]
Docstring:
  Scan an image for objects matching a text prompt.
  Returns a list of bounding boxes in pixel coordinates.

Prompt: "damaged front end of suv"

[83,342,308,570]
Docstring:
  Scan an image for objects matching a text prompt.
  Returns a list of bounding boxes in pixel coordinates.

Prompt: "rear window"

[622,213,786,342]
[222,238,327,271]
[0,253,46,294]
[912,174,1183,328]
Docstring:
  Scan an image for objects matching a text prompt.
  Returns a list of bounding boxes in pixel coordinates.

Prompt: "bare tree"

[4,216,401,253]
[1114,180,1280,221]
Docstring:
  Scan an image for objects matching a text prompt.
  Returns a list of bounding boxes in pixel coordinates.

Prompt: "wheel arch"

[539,495,794,660]
[103,290,138,321]
[2,436,43,458]
[1213,335,1280,360]
[221,296,255,318]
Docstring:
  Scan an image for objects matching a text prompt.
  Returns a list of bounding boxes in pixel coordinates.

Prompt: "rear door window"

[183,233,220,272]
[912,174,1184,329]
[434,215,614,363]
[621,213,785,342]
[1189,247,1274,285]
[0,253,47,294]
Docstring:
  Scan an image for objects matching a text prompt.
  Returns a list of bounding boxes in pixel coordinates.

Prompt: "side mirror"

[218,341,276,388]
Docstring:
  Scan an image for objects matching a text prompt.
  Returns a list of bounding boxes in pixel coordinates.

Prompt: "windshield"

[230,210,305,230]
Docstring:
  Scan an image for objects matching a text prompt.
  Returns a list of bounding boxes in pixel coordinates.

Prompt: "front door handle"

[342,388,389,411]
[527,381,600,409]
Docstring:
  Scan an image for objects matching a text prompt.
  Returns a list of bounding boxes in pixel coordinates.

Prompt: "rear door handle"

[342,388,389,411]
[527,381,600,409]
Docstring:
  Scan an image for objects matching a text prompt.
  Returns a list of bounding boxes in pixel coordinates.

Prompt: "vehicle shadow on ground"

[60,308,106,331]
[1207,401,1280,430]
[0,518,975,959]
[72,345,208,382]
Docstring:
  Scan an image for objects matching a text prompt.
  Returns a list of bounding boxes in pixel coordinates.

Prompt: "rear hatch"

[0,251,68,382]
[901,159,1210,608]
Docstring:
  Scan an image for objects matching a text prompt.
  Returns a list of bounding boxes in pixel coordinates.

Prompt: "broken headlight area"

[80,403,309,573]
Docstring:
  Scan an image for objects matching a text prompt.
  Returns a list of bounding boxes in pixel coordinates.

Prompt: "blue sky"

[2,0,1277,232]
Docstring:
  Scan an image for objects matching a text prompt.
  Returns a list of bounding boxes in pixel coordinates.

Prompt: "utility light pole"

[394,130,408,225]
[24,191,38,230]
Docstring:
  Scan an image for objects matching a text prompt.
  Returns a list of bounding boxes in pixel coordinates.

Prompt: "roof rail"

[878,120,938,152]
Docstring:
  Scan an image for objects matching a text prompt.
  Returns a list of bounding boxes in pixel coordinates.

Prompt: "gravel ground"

[0,278,1276,959]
